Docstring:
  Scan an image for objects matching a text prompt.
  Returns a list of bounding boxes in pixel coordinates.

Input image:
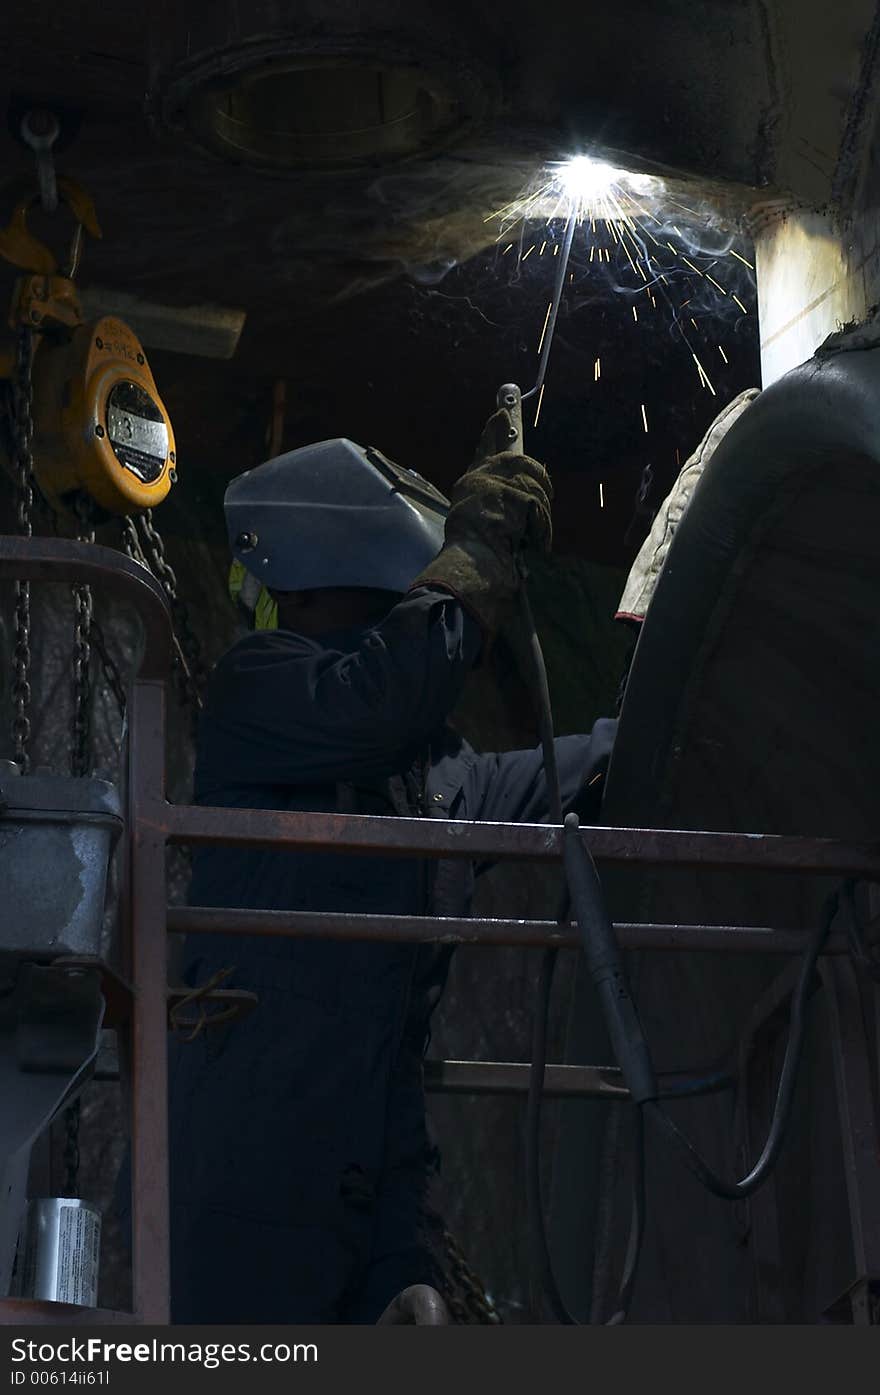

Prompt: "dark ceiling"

[2,1,874,566]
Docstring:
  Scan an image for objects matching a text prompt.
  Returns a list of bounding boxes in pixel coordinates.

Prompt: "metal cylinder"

[13,1199,101,1307]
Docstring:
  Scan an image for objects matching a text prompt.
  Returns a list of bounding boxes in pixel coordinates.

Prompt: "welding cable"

[525,944,577,1324]
[644,885,842,1200]
[603,1104,646,1326]
[840,878,880,983]
[519,590,647,1325]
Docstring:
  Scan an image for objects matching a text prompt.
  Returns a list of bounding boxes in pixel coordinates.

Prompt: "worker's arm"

[197,588,482,788]
[470,719,618,833]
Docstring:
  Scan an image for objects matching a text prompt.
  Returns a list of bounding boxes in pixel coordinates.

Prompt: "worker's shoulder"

[202,629,322,710]
[214,626,323,674]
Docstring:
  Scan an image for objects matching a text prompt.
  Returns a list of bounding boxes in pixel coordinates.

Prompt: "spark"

[537,300,554,354]
[692,352,717,396]
[599,481,605,508]
[485,152,756,441]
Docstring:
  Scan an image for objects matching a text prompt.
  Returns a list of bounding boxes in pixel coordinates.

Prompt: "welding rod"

[496,208,579,452]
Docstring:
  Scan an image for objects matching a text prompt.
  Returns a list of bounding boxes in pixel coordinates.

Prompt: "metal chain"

[89,612,127,718]
[442,1229,502,1324]
[71,509,95,779]
[136,510,206,709]
[63,1097,81,1198]
[11,327,35,771]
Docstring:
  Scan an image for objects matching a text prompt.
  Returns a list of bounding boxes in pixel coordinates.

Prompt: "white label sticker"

[56,1206,101,1306]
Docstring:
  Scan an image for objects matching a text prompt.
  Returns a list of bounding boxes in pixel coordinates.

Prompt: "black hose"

[525,945,576,1324]
[519,587,646,1324]
[644,886,841,1200]
[603,1104,646,1325]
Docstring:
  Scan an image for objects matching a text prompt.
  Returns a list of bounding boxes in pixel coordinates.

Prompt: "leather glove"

[411,408,553,638]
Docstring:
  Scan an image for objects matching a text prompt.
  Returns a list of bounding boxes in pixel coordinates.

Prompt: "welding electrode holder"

[563,812,658,1105]
[497,383,524,452]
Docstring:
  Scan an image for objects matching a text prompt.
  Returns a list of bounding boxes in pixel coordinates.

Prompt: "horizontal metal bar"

[0,537,172,681]
[168,905,858,955]
[425,1059,630,1098]
[429,1060,732,1100]
[160,802,880,876]
[89,1056,726,1102]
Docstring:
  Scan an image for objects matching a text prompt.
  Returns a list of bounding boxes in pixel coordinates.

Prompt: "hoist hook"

[0,178,102,276]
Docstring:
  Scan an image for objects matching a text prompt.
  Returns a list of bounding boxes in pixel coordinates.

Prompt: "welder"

[167,410,616,1323]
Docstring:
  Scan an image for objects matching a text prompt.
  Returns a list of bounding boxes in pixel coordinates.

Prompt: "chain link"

[71,510,95,779]
[11,327,35,771]
[137,510,206,708]
[442,1229,502,1324]
[122,513,205,731]
[89,612,128,718]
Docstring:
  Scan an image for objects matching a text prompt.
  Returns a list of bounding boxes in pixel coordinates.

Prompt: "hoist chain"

[71,507,95,779]
[89,612,127,718]
[442,1228,502,1325]
[11,327,35,771]
[137,510,206,708]
[122,513,205,728]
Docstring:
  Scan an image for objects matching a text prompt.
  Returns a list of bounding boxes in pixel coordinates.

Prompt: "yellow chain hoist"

[0,177,176,518]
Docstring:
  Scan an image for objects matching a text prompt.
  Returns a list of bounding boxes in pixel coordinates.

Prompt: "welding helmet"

[225,438,449,626]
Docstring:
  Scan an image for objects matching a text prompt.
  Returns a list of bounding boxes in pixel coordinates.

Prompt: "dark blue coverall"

[168,587,615,1322]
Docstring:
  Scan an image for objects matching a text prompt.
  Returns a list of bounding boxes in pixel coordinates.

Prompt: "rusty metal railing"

[1,538,879,1325]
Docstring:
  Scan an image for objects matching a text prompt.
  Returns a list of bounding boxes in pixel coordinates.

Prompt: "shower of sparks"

[483,151,756,509]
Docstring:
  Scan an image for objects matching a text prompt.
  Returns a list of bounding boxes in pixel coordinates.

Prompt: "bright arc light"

[552,155,621,203]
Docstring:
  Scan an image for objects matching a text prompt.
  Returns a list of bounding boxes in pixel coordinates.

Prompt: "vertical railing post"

[128,676,170,1323]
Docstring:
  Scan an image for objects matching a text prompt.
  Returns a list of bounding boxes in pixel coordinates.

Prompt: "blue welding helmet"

[224,438,449,594]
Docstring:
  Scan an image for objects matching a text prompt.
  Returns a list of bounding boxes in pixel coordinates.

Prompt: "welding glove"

[411,408,553,639]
